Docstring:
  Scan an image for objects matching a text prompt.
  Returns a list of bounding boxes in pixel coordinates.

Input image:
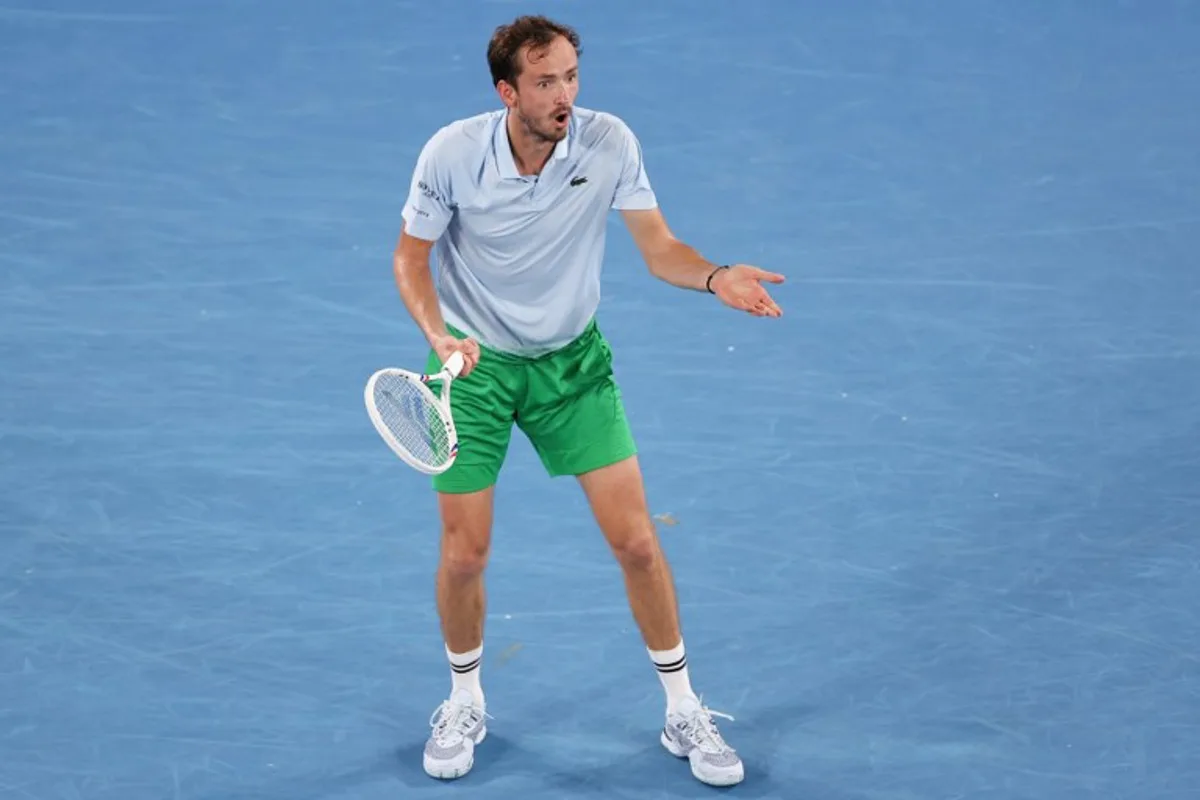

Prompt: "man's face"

[505,35,579,143]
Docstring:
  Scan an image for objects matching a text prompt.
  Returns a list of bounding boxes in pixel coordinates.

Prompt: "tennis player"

[393,15,783,787]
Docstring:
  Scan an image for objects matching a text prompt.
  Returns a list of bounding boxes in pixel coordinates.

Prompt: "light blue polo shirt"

[401,106,658,356]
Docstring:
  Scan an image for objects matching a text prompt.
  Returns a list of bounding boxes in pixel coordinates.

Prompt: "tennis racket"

[364,350,465,474]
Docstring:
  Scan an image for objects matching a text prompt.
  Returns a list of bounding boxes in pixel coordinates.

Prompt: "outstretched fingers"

[749,267,786,284]
[714,264,785,318]
[744,283,782,317]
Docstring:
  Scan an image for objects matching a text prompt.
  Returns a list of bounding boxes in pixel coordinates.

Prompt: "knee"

[610,522,662,573]
[439,521,490,580]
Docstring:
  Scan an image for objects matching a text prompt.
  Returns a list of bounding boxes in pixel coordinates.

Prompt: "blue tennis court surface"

[3,1,1199,798]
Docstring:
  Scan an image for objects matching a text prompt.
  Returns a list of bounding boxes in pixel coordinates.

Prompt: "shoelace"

[679,700,736,753]
[429,699,490,745]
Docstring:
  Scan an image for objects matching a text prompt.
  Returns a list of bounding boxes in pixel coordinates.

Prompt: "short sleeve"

[401,130,456,241]
[611,119,658,211]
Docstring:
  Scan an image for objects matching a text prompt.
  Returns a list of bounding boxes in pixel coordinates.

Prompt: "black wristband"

[705,265,729,294]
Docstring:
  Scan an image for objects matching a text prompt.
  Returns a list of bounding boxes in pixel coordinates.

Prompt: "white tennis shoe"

[661,695,745,786]
[423,688,488,780]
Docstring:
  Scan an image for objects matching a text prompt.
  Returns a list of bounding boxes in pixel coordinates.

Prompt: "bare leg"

[422,487,493,780]
[436,487,494,655]
[577,455,744,787]
[576,455,681,651]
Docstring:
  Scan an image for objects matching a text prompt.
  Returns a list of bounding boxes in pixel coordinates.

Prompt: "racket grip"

[443,350,466,379]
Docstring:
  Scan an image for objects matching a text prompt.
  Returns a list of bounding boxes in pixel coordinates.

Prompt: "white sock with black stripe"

[447,644,484,707]
[648,640,698,714]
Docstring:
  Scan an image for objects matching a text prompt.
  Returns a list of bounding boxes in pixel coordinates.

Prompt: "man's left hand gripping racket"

[364,351,465,475]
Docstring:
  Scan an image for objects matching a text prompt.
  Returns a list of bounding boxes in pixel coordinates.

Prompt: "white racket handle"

[442,350,466,379]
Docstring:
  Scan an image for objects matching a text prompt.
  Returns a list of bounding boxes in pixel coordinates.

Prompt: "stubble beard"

[517,107,567,144]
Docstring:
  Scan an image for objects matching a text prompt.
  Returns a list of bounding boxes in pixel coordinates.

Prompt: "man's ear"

[496,80,518,109]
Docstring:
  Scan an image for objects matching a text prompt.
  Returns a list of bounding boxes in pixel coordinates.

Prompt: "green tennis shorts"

[425,319,637,494]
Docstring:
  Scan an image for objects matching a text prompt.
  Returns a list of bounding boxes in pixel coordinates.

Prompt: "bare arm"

[620,207,785,316]
[392,222,482,373]
[620,207,721,291]
[393,222,448,345]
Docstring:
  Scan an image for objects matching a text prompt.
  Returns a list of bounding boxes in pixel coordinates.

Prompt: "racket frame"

[364,351,465,475]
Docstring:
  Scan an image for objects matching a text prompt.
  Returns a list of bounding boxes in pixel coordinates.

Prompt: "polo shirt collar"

[494,109,571,180]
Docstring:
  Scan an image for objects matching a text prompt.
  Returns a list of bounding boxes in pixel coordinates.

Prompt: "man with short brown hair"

[394,14,782,787]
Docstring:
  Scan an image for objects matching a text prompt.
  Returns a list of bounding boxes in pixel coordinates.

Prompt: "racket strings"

[372,373,453,466]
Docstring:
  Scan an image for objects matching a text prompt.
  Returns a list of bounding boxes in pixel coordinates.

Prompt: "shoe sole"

[424,726,487,780]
